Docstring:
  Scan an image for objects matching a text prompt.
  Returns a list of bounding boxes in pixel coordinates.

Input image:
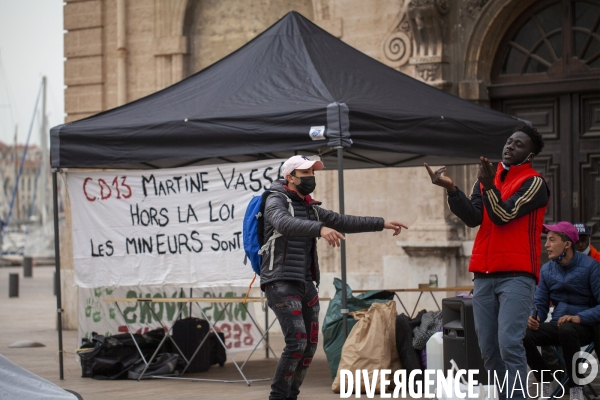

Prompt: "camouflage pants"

[265,280,320,400]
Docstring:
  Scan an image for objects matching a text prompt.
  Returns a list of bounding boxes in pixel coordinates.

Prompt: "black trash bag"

[322,277,395,380]
[91,352,141,380]
[79,334,105,378]
[395,310,426,391]
[127,353,181,380]
[79,328,168,380]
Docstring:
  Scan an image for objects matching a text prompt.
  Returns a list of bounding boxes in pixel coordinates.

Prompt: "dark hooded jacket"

[533,251,600,325]
[260,180,384,288]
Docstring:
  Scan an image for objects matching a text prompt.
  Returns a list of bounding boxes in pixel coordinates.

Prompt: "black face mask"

[294,176,316,196]
[556,244,569,263]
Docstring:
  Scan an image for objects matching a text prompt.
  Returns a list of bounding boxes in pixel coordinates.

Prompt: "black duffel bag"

[78,328,168,379]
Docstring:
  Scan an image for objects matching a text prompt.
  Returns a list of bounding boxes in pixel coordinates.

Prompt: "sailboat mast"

[39,76,48,225]
[13,125,20,222]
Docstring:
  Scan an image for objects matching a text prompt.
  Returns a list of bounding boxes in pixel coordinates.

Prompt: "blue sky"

[0,0,64,146]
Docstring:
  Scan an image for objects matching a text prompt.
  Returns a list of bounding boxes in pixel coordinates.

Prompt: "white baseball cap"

[281,155,324,178]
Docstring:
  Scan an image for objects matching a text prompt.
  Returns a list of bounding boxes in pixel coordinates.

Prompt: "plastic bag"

[332,301,401,394]
[322,278,395,380]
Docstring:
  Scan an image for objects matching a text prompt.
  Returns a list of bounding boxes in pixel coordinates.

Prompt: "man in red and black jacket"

[425,124,549,400]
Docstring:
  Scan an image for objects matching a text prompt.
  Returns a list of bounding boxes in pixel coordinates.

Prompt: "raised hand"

[424,163,456,193]
[383,220,409,236]
[477,156,496,190]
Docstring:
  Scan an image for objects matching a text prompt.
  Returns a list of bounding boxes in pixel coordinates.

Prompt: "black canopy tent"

[50,12,525,378]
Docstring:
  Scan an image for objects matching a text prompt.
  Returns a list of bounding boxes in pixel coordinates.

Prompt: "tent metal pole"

[52,170,64,379]
[336,147,348,337]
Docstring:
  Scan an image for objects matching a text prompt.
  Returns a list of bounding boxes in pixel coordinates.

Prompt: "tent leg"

[336,147,348,337]
[52,170,64,379]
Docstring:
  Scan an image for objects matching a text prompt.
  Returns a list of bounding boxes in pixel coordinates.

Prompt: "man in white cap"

[261,155,407,400]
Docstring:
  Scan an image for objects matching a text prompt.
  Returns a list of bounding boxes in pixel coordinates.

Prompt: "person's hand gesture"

[383,221,409,236]
[527,315,540,330]
[424,163,456,193]
[477,156,496,191]
[320,226,345,248]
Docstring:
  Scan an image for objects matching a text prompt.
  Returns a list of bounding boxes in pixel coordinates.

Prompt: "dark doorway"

[489,0,600,249]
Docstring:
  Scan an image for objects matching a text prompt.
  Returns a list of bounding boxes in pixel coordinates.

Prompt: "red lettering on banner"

[82,176,133,201]
[111,176,122,199]
[307,295,319,307]
[243,324,254,346]
[83,178,96,202]
[214,322,255,349]
[120,176,132,198]
[219,323,232,349]
[99,179,111,200]
[232,323,242,348]
[303,358,312,367]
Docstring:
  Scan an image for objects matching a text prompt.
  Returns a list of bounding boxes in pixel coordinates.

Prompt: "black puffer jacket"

[260,181,384,288]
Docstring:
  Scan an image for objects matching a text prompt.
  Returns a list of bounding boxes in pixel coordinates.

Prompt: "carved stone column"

[382,0,450,90]
[154,36,188,90]
[154,0,189,90]
[407,0,449,89]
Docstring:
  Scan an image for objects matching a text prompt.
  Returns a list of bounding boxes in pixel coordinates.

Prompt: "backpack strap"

[312,205,319,222]
[258,194,293,271]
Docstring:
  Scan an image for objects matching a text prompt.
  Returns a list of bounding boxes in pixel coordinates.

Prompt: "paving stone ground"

[0,265,342,400]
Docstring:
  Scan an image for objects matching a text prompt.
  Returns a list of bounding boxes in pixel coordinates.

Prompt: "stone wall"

[61,0,530,327]
[64,0,104,122]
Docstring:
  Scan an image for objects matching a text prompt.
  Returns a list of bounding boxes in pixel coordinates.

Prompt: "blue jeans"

[473,276,535,400]
[265,280,320,400]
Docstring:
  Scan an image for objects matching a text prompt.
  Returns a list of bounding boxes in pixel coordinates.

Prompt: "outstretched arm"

[264,194,323,237]
[383,220,409,236]
[425,163,483,228]
[317,216,408,247]
[316,207,384,233]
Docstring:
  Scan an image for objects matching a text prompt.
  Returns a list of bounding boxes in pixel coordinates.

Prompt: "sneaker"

[569,386,583,400]
[542,382,551,398]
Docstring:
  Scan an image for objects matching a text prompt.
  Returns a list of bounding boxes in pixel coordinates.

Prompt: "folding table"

[104,296,276,385]
[353,286,474,318]
[104,295,330,384]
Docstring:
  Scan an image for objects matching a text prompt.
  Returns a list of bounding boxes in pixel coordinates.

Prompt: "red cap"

[543,221,579,243]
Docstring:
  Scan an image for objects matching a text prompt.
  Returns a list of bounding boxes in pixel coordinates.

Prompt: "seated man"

[573,222,600,262]
[523,221,600,400]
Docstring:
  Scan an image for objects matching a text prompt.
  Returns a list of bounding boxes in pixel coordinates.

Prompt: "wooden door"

[489,0,600,248]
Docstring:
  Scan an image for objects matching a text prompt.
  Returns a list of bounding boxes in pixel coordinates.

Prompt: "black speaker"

[442,297,487,384]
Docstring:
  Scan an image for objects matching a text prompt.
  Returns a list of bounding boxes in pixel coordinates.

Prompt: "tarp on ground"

[50,12,523,171]
[0,354,79,399]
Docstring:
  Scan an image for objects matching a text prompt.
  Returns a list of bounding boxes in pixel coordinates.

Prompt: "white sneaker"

[569,386,583,400]
[541,382,551,398]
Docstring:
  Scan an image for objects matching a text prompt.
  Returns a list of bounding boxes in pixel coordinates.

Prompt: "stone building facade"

[0,142,44,226]
[61,0,600,328]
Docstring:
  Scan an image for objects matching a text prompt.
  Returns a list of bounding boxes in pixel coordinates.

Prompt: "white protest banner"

[79,285,265,353]
[66,159,285,288]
